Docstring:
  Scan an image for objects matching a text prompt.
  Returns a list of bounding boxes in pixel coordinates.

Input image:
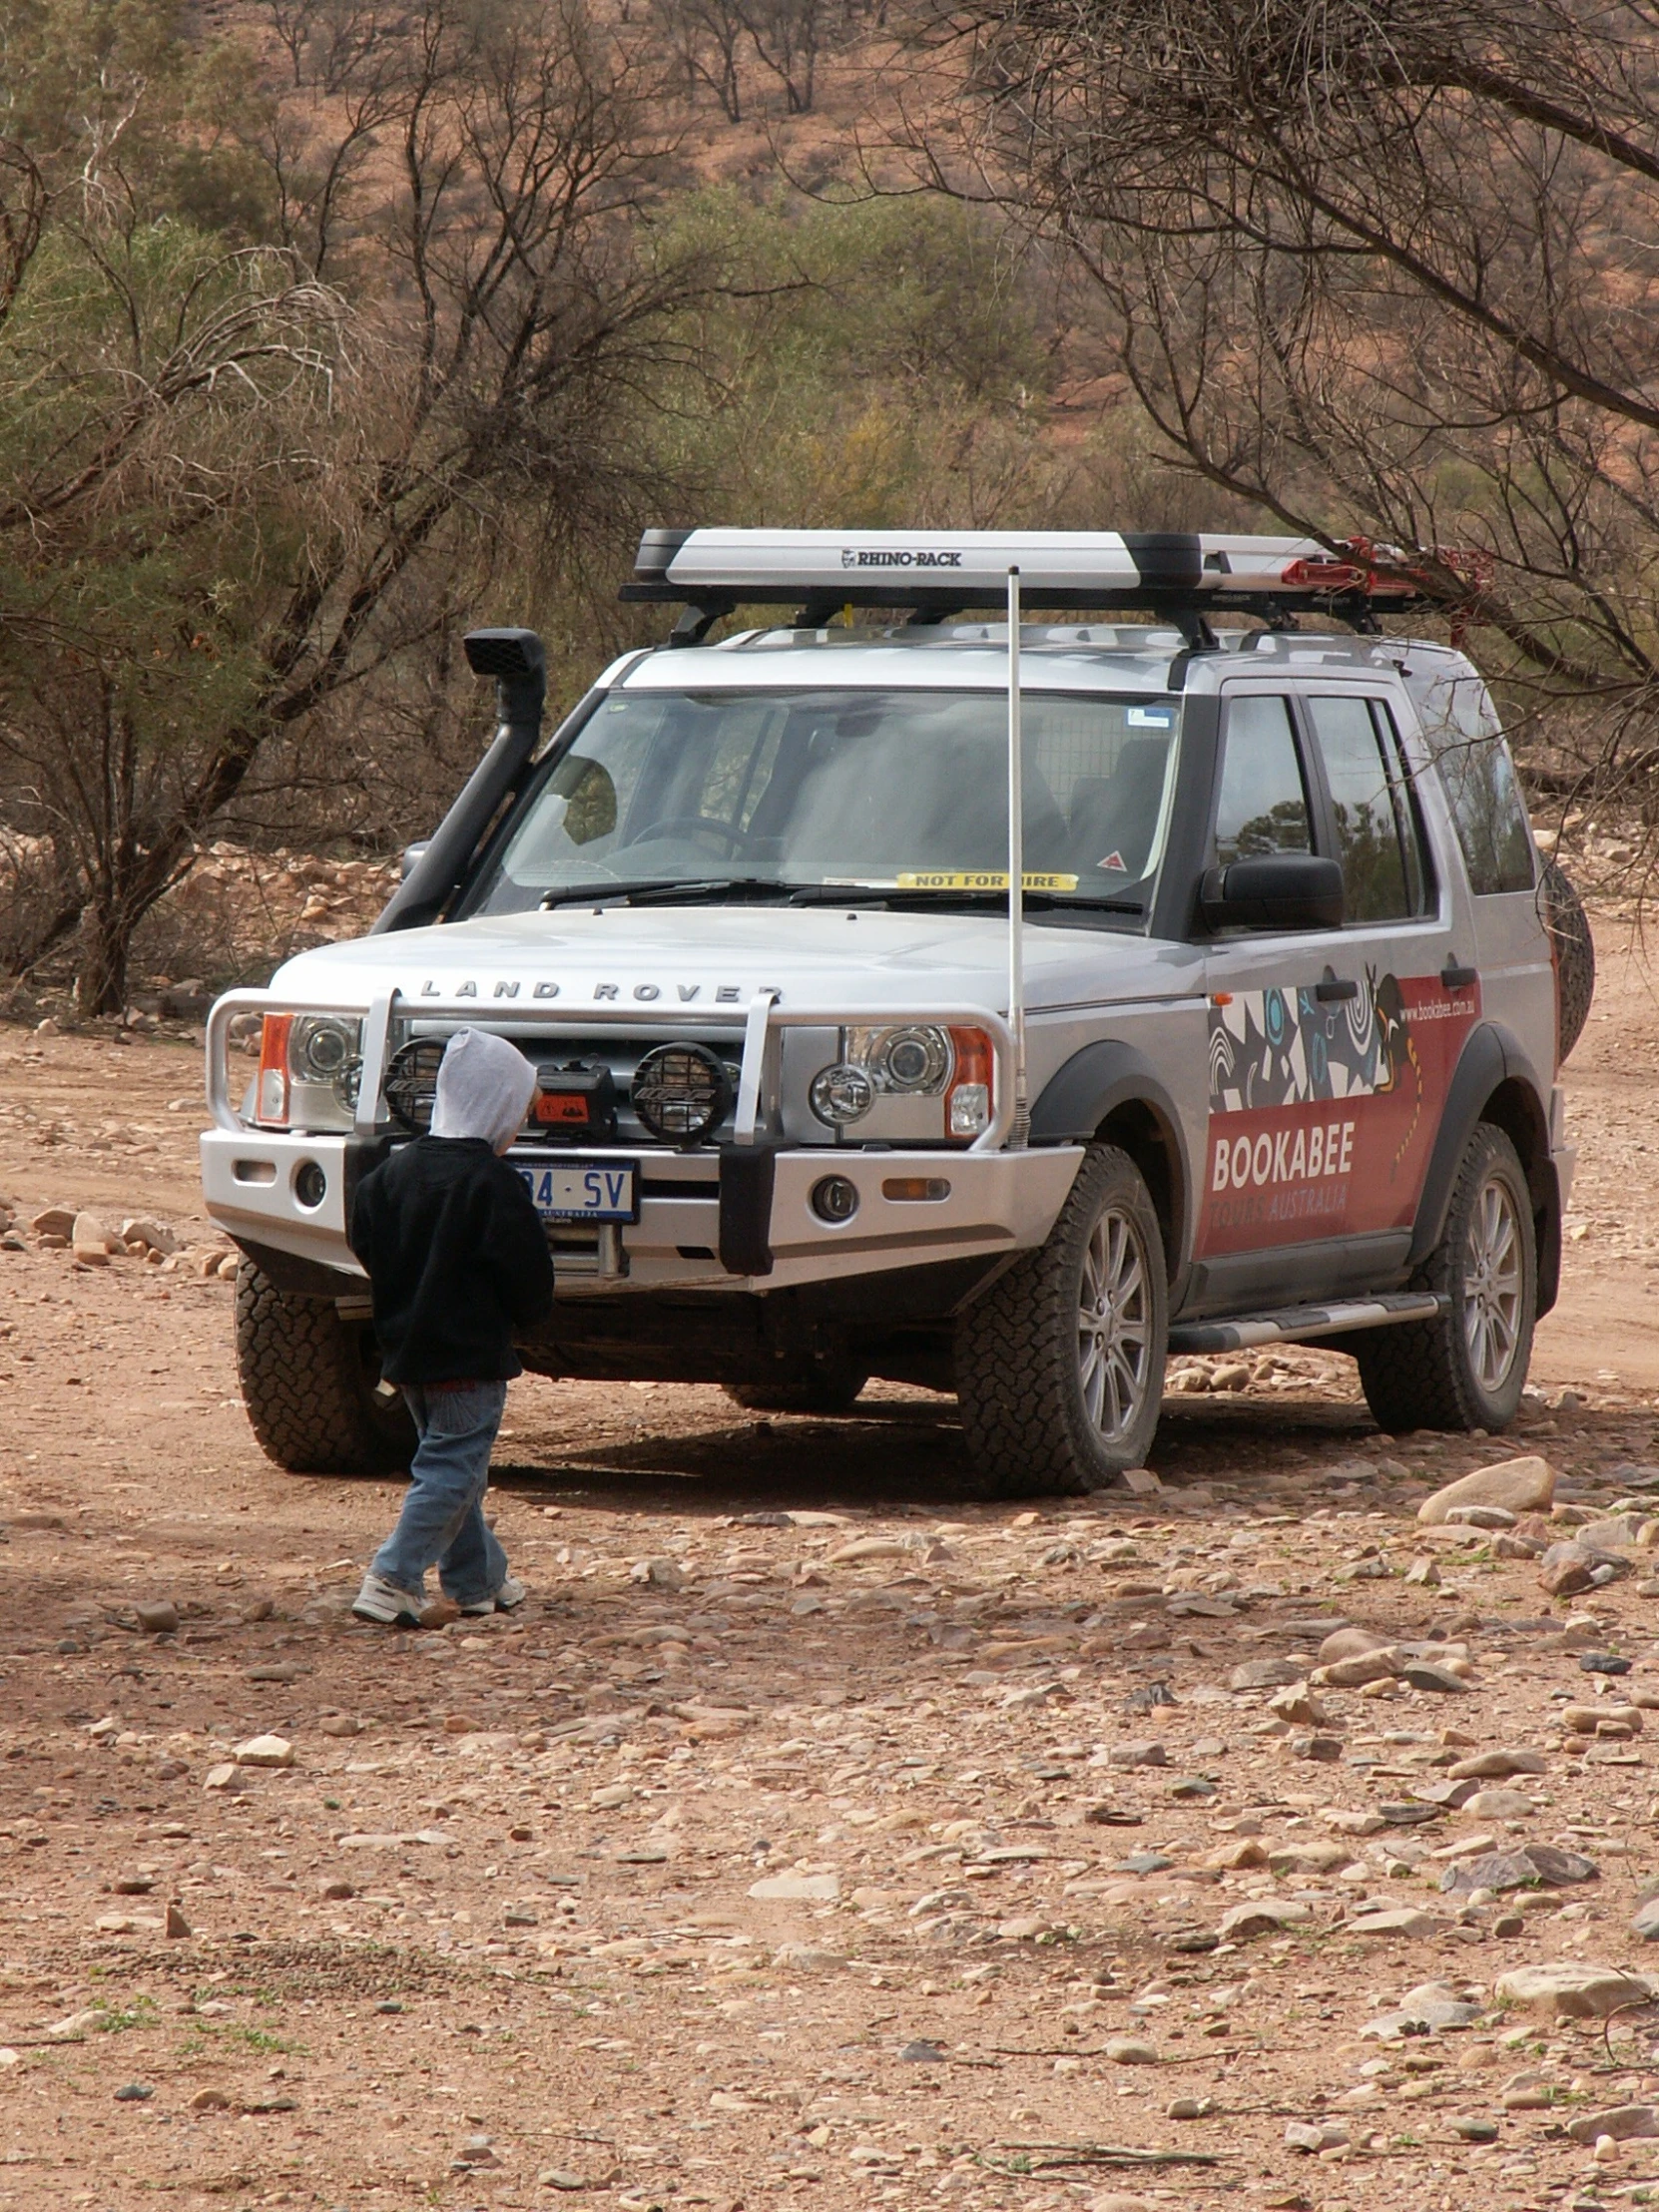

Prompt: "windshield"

[459,686,1183,918]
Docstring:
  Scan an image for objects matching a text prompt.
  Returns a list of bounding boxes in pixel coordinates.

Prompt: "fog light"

[294,1160,327,1209]
[810,1174,859,1224]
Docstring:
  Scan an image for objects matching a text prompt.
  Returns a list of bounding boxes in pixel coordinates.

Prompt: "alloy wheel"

[1463,1173,1524,1393]
[1078,1204,1153,1444]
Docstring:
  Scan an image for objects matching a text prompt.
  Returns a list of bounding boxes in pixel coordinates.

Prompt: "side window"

[1417,678,1535,894]
[1371,700,1432,915]
[1213,696,1312,865]
[1306,696,1421,923]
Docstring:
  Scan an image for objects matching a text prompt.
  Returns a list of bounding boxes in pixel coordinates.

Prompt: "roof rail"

[620,527,1467,636]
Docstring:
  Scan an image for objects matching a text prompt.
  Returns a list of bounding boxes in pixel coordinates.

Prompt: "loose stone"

[233,1734,293,1768]
[1493,1962,1652,2019]
[1566,2104,1659,2144]
[1417,1455,1555,1524]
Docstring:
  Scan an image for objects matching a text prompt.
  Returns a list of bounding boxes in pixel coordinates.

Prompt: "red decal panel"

[1196,972,1479,1258]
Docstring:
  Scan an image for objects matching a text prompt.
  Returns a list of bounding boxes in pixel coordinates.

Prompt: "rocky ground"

[0,918,1658,2212]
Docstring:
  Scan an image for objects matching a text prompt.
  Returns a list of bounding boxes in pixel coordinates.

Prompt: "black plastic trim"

[616,582,1433,624]
[1152,691,1220,945]
[719,1145,777,1278]
[374,690,549,934]
[1407,1022,1548,1269]
[1030,1039,1193,1277]
[635,528,695,579]
[230,1236,363,1301]
[1191,1230,1411,1317]
[393,690,605,932]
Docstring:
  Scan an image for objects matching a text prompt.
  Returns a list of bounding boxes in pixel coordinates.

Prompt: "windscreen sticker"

[1126,705,1176,729]
[896,870,1080,892]
[1098,849,1127,873]
[1196,971,1480,1256]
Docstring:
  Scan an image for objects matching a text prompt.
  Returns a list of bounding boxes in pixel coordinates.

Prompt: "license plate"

[516,1157,639,1223]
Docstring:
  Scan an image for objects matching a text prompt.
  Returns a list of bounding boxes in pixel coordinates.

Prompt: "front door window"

[1212,695,1312,867]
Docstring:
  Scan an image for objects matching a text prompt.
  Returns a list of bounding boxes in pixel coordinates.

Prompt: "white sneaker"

[459,1574,527,1617]
[351,1572,424,1626]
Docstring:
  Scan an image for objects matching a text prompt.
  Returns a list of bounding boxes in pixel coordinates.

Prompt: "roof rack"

[620,527,1455,642]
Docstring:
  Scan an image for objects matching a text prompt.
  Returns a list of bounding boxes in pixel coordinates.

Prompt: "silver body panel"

[201,626,1569,1317]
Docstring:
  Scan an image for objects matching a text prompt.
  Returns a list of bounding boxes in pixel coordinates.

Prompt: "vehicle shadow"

[488,1388,1384,1517]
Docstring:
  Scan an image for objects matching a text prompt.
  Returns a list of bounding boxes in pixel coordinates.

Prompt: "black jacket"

[348,1137,554,1385]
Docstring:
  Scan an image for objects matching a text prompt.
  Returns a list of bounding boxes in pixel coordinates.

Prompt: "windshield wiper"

[542,877,894,909]
[541,878,747,908]
[539,878,1143,915]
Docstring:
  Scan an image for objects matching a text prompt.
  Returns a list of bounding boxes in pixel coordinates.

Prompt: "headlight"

[292,1016,361,1108]
[846,1024,953,1094]
[808,1024,994,1141]
[252,1012,362,1128]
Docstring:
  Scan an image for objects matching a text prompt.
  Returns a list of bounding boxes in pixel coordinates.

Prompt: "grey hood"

[429,1027,537,1151]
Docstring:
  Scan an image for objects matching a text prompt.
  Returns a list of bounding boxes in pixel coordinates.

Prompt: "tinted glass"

[1414,676,1534,894]
[1308,696,1414,923]
[1213,696,1311,865]
[1372,700,1431,914]
[462,689,1184,917]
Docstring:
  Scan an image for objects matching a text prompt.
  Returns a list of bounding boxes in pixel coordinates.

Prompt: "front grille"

[399,1021,745,1149]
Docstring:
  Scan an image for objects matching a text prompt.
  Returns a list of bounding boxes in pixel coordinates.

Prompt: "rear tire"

[235,1260,415,1474]
[953,1144,1167,1497]
[1541,857,1595,1062]
[1355,1122,1536,1433]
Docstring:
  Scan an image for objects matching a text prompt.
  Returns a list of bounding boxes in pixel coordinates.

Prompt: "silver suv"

[202,529,1589,1496]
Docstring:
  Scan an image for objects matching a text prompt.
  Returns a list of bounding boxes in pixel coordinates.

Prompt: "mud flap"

[719,1144,777,1278]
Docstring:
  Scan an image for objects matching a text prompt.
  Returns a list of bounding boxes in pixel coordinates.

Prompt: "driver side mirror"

[1201,853,1345,931]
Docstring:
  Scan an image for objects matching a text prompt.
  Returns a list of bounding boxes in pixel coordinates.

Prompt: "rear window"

[1414,676,1535,895]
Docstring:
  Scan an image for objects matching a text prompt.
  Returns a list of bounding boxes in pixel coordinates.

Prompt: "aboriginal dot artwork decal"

[1208,969,1411,1113]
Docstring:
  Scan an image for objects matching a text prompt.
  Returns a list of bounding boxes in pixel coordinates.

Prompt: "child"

[348,1027,554,1626]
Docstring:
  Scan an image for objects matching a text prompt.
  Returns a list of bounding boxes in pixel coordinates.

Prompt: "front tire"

[235,1261,415,1474]
[1355,1122,1536,1432]
[953,1145,1167,1496]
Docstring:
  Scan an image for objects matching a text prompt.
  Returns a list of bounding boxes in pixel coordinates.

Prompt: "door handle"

[1441,961,1478,989]
[1315,976,1359,1002]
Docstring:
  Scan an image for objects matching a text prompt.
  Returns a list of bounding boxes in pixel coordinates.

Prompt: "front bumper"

[201,984,1081,1295]
[200,1127,1083,1293]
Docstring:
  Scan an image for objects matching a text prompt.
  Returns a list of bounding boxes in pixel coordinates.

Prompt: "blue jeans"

[370,1382,509,1606]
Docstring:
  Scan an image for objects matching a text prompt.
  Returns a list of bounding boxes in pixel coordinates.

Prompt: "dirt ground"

[0,914,1658,2212]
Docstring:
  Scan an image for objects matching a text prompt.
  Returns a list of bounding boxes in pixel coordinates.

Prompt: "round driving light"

[632,1042,731,1144]
[809,1062,873,1126]
[811,1174,859,1224]
[385,1038,446,1133]
[294,1160,327,1209]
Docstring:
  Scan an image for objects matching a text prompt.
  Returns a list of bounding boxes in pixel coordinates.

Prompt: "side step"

[1169,1292,1444,1356]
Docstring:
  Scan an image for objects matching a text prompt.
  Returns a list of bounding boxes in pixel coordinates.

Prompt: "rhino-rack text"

[839,549,963,569]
